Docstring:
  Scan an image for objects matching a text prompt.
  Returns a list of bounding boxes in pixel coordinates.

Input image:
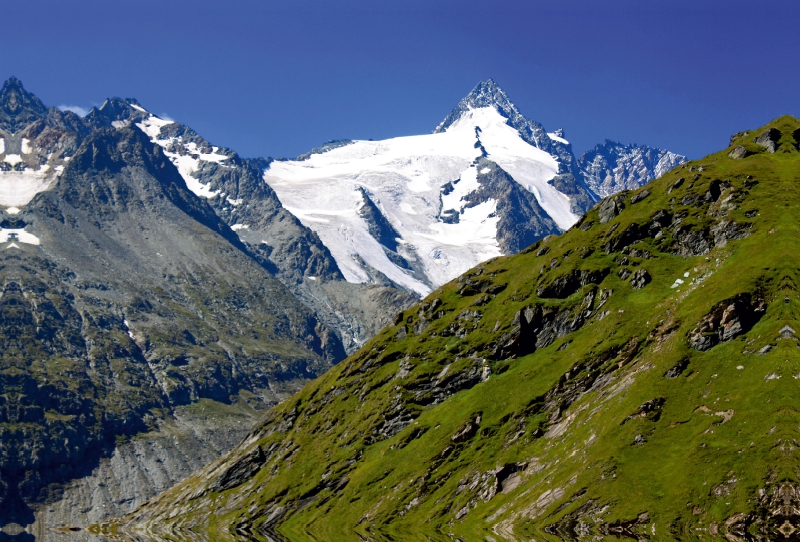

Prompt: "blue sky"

[3,0,799,159]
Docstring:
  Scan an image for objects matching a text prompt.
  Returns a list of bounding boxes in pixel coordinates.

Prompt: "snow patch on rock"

[1,228,40,245]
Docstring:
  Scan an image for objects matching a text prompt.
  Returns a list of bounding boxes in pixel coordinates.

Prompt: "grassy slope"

[107,116,800,541]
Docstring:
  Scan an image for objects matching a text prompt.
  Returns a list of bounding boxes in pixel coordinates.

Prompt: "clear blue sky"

[4,0,799,160]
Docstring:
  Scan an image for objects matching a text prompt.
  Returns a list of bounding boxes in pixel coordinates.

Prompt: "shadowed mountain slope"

[0,80,355,531]
[112,116,800,541]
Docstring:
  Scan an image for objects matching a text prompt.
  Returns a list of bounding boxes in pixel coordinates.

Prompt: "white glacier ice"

[263,106,578,295]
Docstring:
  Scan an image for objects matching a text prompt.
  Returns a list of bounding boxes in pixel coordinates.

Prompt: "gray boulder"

[598,194,627,224]
[728,146,749,159]
[753,128,780,153]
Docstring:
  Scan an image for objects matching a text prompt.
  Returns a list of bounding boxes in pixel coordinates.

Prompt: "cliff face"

[114,117,800,541]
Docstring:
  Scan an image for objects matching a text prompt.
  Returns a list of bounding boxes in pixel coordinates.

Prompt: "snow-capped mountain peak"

[434,79,528,136]
[433,80,596,219]
[261,84,581,296]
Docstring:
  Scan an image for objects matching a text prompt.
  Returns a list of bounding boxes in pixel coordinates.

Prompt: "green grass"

[115,115,800,541]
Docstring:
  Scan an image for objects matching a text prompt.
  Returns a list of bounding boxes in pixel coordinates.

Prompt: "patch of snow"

[307,276,317,281]
[0,169,54,207]
[1,228,40,245]
[20,139,32,154]
[441,166,480,215]
[547,132,569,145]
[231,224,248,231]
[135,118,228,199]
[123,319,135,340]
[227,197,243,206]
[479,167,491,174]
[112,120,130,129]
[130,103,148,113]
[420,199,502,251]
[6,242,19,249]
[5,207,20,215]
[4,155,23,166]
[400,202,416,215]
[136,115,174,140]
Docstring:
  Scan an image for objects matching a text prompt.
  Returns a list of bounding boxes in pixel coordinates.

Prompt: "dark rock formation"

[688,293,766,351]
[729,145,749,159]
[537,269,609,299]
[597,193,626,224]
[629,269,651,289]
[753,128,780,153]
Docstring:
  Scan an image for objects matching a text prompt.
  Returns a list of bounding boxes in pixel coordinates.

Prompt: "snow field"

[264,106,579,293]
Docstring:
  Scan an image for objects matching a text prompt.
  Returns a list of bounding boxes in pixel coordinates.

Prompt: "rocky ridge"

[84,98,416,355]
[579,139,687,198]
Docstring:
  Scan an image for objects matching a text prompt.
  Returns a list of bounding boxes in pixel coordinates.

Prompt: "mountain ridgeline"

[111,116,800,541]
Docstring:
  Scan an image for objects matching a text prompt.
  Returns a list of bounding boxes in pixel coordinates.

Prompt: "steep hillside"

[112,116,799,541]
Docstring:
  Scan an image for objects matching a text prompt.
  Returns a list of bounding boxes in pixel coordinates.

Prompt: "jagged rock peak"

[82,97,151,128]
[579,139,687,198]
[433,79,528,134]
[0,77,48,131]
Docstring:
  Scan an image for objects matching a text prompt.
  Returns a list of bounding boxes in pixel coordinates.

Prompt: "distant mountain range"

[0,76,683,532]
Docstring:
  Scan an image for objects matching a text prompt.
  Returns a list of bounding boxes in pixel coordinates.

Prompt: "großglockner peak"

[259,79,682,298]
[433,79,577,166]
[434,79,595,214]
[434,79,532,137]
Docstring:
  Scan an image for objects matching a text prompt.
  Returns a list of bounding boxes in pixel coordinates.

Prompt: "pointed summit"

[433,79,526,134]
[84,97,150,130]
[0,77,48,132]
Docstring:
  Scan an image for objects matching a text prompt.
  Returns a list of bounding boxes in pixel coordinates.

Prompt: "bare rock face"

[0,79,355,531]
[629,268,651,289]
[729,145,749,159]
[687,293,766,351]
[536,268,609,299]
[753,128,780,153]
[597,193,626,224]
